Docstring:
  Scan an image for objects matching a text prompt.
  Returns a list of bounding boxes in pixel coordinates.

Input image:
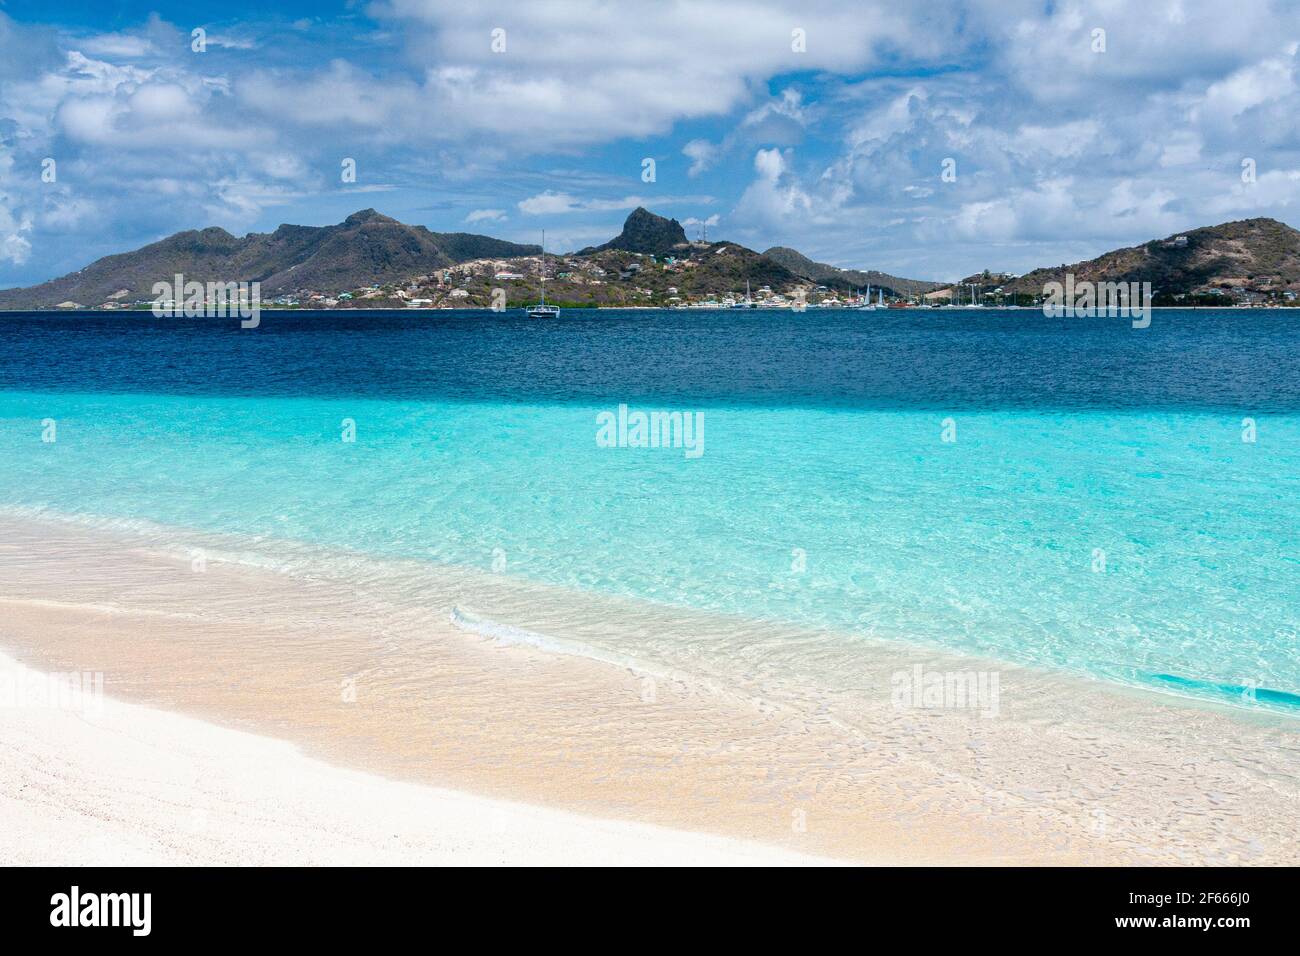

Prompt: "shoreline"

[0,647,837,866]
[1,305,1297,314]
[2,511,1297,865]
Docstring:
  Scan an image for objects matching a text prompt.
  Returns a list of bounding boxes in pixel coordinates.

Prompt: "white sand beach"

[0,648,836,867]
[1,512,1297,866]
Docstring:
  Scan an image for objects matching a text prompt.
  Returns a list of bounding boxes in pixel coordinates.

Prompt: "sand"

[1,512,1297,866]
[0,648,839,866]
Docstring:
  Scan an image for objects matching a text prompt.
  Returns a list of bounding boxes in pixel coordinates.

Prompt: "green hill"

[761,246,945,297]
[0,209,539,309]
[1002,218,1300,298]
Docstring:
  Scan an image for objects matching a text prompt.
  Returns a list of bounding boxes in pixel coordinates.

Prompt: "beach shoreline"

[0,647,841,866]
[2,511,1297,866]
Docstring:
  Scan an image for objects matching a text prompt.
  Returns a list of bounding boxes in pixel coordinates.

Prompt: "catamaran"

[526,230,560,319]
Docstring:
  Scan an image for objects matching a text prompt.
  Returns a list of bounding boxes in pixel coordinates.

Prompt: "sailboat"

[730,279,757,308]
[526,230,560,319]
[859,284,877,310]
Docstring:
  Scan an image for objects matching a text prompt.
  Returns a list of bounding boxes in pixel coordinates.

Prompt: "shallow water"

[2,308,1298,712]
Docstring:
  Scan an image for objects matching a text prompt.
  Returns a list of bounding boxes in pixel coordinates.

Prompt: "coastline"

[2,511,1297,865]
[0,647,836,866]
[1,305,1297,313]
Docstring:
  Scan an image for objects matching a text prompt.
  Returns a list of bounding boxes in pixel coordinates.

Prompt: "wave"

[448,605,688,684]
[5,504,1299,721]
[0,596,205,620]
[1144,672,1300,711]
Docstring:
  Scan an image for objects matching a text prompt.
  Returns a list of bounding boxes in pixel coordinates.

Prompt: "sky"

[1,0,1299,288]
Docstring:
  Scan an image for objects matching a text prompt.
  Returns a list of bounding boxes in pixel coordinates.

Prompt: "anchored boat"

[526,230,560,319]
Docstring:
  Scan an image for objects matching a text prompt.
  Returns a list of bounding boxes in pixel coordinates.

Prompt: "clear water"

[2,308,1298,710]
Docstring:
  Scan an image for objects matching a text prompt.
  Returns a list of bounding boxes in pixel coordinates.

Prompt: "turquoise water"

[2,309,1298,710]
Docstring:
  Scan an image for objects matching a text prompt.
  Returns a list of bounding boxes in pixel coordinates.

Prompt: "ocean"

[2,307,1298,713]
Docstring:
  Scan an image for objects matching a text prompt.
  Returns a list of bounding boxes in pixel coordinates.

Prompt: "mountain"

[0,209,539,310]
[761,246,945,298]
[14,206,1294,312]
[579,207,689,256]
[1002,218,1300,297]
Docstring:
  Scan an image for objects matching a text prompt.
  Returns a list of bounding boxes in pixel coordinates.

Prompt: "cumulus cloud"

[80,32,158,59]
[683,139,720,177]
[0,180,33,265]
[242,1,930,148]
[681,214,721,239]
[734,148,821,228]
[0,229,32,266]
[4,0,1300,288]
[517,191,582,215]
[517,191,706,215]
[0,20,314,285]
[683,88,809,176]
[710,2,1300,278]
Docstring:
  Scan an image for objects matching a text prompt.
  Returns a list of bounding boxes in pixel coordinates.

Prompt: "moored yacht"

[526,230,560,319]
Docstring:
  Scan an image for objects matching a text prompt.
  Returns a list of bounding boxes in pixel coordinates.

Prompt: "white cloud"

[55,95,119,143]
[254,152,309,181]
[1158,132,1202,168]
[208,178,306,220]
[683,139,720,177]
[1204,168,1300,217]
[6,0,1300,289]
[715,3,1300,279]
[998,0,1290,102]
[238,60,421,131]
[41,194,98,231]
[681,214,721,240]
[682,88,809,176]
[0,230,32,265]
[243,1,932,148]
[204,33,258,51]
[1009,120,1101,160]
[0,24,320,284]
[80,33,157,59]
[0,178,33,265]
[734,148,821,227]
[128,83,193,122]
[518,191,582,215]
[748,88,806,123]
[517,191,704,215]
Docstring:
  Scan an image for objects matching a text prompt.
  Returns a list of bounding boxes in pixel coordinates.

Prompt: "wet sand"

[1,513,1296,865]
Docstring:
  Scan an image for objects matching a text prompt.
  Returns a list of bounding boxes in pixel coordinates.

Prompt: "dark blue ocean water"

[2,308,1298,411]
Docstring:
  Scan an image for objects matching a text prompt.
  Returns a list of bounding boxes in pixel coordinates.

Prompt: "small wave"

[0,596,205,620]
[449,606,684,682]
[1145,672,1300,711]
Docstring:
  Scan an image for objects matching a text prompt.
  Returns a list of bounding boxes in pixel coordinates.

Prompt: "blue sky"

[1,0,1299,288]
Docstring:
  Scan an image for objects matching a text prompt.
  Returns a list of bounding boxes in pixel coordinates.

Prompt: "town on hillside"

[4,208,1299,312]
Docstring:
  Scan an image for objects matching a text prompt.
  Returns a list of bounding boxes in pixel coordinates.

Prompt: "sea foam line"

[448,605,686,684]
